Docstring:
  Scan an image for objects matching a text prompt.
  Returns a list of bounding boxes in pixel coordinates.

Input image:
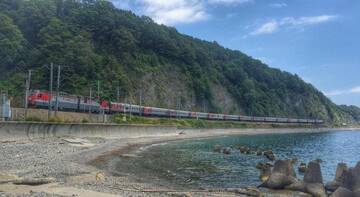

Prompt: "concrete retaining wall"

[0,122,179,141]
[11,108,106,123]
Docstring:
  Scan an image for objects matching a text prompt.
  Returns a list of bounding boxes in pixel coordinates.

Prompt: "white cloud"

[250,20,278,35]
[251,15,338,36]
[111,0,252,25]
[270,3,287,8]
[324,86,360,96]
[208,0,252,5]
[137,0,209,25]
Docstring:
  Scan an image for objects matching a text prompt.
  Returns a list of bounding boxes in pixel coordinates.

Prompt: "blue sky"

[112,0,360,107]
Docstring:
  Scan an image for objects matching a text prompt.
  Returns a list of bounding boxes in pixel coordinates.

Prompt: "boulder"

[256,162,266,170]
[264,150,276,161]
[330,187,354,197]
[261,160,298,189]
[222,147,231,155]
[304,161,323,184]
[265,162,274,168]
[285,180,307,192]
[265,172,297,189]
[272,160,297,178]
[239,146,248,153]
[326,180,341,192]
[335,163,348,181]
[259,167,271,183]
[325,162,350,192]
[305,183,327,197]
[299,163,307,173]
[213,144,221,153]
[256,150,263,156]
[351,162,360,193]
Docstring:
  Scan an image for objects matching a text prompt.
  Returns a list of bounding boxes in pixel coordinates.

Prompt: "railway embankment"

[0,121,180,141]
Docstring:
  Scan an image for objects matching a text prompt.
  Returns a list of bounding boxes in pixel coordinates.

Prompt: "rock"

[351,162,360,193]
[95,172,105,182]
[315,159,323,163]
[285,180,307,192]
[265,172,297,189]
[213,144,221,153]
[256,162,266,170]
[265,162,274,167]
[291,158,298,164]
[256,151,263,156]
[222,147,231,155]
[239,146,248,153]
[259,168,271,183]
[330,187,354,197]
[272,160,297,178]
[304,161,323,184]
[305,183,327,197]
[326,180,341,192]
[264,150,276,161]
[335,163,348,181]
[299,163,307,173]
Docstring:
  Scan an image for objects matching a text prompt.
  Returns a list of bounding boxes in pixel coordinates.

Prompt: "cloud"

[111,0,252,25]
[208,0,252,5]
[250,15,338,36]
[250,20,278,35]
[137,0,209,25]
[324,86,360,96]
[270,3,287,8]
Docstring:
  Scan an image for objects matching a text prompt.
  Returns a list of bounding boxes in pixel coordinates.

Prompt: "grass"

[111,114,319,129]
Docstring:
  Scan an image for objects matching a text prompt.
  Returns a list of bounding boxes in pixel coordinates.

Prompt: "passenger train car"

[28,90,324,124]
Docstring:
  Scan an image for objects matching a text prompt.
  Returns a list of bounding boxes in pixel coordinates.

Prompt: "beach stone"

[299,163,307,173]
[330,187,354,197]
[285,180,307,193]
[304,161,323,184]
[272,160,297,178]
[305,183,327,197]
[222,147,231,155]
[213,144,221,153]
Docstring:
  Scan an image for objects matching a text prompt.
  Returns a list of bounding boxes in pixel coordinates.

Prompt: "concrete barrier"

[0,122,179,141]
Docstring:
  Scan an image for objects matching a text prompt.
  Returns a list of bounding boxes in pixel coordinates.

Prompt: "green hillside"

[0,0,359,125]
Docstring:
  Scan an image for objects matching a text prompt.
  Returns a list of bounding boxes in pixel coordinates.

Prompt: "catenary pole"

[55,65,61,116]
[25,69,32,118]
[48,63,53,120]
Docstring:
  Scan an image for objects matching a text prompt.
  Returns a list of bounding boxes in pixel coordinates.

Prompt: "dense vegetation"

[0,0,359,125]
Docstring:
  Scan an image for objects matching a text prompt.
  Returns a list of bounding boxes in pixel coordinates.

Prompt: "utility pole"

[97,80,100,101]
[89,87,92,114]
[117,86,120,103]
[25,69,32,118]
[48,63,53,120]
[55,65,61,116]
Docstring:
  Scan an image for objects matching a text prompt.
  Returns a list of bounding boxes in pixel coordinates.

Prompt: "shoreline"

[0,127,359,196]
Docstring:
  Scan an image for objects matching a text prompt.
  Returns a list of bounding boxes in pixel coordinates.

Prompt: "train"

[28,90,324,124]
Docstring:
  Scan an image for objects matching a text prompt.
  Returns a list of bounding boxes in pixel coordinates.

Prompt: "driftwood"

[0,178,55,186]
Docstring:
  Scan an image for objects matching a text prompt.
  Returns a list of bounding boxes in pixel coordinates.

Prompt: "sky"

[111,0,360,107]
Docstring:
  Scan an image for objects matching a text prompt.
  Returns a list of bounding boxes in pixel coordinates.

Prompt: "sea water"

[107,130,360,189]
